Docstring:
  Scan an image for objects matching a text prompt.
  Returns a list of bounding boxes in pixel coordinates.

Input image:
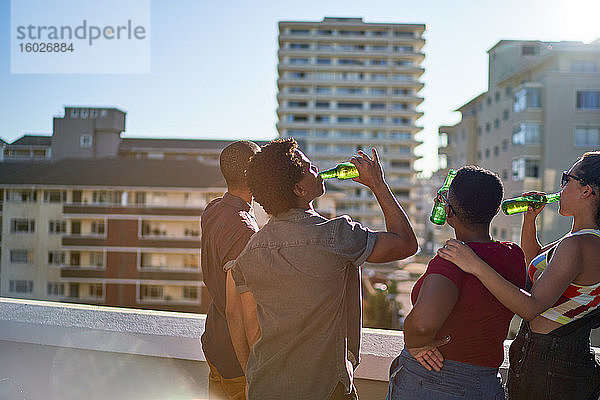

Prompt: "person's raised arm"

[438,238,582,321]
[351,149,418,262]
[403,274,455,371]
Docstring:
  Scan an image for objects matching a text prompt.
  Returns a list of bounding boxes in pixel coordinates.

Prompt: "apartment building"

[0,106,272,312]
[277,17,425,229]
[0,158,226,313]
[439,39,600,243]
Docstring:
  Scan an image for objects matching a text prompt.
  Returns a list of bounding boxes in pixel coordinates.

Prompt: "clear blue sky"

[1,0,598,174]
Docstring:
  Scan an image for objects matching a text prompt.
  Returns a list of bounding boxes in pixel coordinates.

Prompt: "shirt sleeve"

[230,258,250,294]
[221,223,256,269]
[333,215,377,266]
[426,255,467,291]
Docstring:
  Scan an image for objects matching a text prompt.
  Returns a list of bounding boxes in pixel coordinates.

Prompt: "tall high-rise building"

[439,39,600,243]
[277,17,425,228]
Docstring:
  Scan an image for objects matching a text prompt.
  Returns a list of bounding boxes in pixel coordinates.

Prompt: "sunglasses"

[561,171,596,194]
[437,190,456,215]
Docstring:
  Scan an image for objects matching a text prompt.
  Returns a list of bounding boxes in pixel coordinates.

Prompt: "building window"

[289,29,310,35]
[337,116,362,124]
[89,252,104,267]
[370,88,386,95]
[338,58,363,66]
[91,221,105,235]
[370,117,385,125]
[503,139,509,151]
[370,59,387,66]
[393,46,413,52]
[485,149,490,158]
[315,115,330,123]
[315,86,331,94]
[80,134,93,148]
[337,102,362,110]
[576,91,600,110]
[390,132,411,140]
[503,109,510,121]
[314,130,329,137]
[494,119,500,129]
[370,103,385,110]
[47,282,65,296]
[289,43,310,50]
[337,87,363,95]
[574,126,600,146]
[513,88,541,112]
[289,57,309,64]
[48,220,67,234]
[392,118,410,125]
[10,249,33,264]
[512,158,539,180]
[92,190,122,204]
[6,189,37,202]
[48,251,66,265]
[43,190,67,203]
[512,123,541,145]
[390,160,410,169]
[494,146,499,157]
[11,218,35,233]
[521,45,538,56]
[570,61,597,73]
[287,115,308,122]
[289,86,309,94]
[485,123,491,133]
[287,101,307,108]
[287,71,307,79]
[316,58,331,65]
[495,92,500,102]
[9,280,33,293]
[141,285,164,300]
[183,286,198,300]
[88,284,103,298]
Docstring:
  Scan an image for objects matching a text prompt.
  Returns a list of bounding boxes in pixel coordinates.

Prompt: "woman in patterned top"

[438,151,600,400]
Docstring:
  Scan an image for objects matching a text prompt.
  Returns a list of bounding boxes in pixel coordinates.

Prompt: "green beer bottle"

[319,162,359,180]
[501,192,561,215]
[430,169,457,225]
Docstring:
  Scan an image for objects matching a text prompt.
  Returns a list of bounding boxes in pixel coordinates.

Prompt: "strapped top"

[528,229,600,325]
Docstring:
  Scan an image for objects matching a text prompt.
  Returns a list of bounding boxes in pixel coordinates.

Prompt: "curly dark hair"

[246,138,304,216]
[448,165,504,226]
[576,151,600,227]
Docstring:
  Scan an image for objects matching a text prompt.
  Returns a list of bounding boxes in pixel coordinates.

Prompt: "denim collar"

[273,207,319,222]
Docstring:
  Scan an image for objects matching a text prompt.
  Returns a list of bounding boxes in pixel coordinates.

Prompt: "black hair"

[219,141,260,190]
[448,165,504,226]
[576,151,600,227]
[246,138,304,216]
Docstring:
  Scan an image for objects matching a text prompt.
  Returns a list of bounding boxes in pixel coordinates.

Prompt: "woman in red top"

[387,166,526,399]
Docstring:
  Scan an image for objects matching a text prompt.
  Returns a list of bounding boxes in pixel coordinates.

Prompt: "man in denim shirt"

[229,138,418,400]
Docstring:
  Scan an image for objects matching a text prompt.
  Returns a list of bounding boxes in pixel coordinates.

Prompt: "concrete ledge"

[2,297,598,388]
